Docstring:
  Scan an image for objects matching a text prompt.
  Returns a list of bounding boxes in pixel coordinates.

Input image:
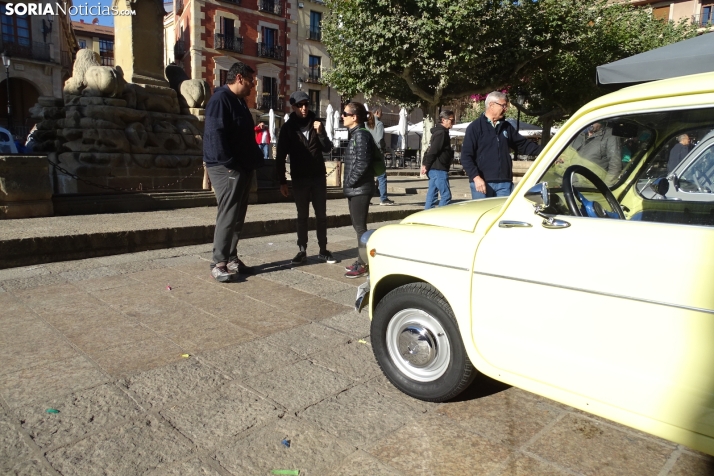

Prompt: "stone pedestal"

[112,0,169,88]
[0,155,54,218]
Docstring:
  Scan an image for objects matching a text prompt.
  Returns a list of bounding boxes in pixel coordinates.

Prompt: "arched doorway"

[0,77,40,139]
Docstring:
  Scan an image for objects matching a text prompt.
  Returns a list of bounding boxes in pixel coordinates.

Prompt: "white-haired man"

[460,91,543,199]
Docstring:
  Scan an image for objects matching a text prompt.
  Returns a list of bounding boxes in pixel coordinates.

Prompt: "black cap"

[289,91,310,105]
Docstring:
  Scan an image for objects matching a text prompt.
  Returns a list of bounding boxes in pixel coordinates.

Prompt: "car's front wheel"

[371,282,476,402]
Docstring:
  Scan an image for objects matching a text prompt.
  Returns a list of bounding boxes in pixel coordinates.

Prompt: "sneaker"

[227,258,255,275]
[380,198,396,206]
[345,264,368,279]
[317,250,338,264]
[345,260,360,272]
[211,265,232,282]
[291,250,307,265]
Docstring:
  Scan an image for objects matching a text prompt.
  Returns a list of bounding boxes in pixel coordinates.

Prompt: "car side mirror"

[525,183,550,209]
[649,177,669,196]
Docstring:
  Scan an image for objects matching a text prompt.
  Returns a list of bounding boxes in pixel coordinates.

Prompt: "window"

[308,55,320,82]
[262,27,276,47]
[99,39,113,66]
[309,11,321,40]
[701,4,714,26]
[78,39,87,49]
[261,76,278,109]
[1,8,30,54]
[538,108,714,226]
[309,89,320,115]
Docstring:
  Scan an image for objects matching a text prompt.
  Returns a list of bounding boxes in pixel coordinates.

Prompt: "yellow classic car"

[359,72,714,455]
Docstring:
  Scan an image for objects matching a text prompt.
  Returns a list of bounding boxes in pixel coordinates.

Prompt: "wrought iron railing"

[691,13,713,27]
[215,34,243,53]
[257,43,283,60]
[257,96,284,111]
[305,66,320,83]
[258,0,282,15]
[0,40,51,63]
[100,54,114,66]
[308,26,321,41]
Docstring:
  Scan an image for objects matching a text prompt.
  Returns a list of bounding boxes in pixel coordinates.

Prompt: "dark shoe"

[211,265,232,282]
[345,264,368,279]
[227,258,254,275]
[291,250,307,265]
[380,198,396,206]
[344,260,360,272]
[317,250,338,264]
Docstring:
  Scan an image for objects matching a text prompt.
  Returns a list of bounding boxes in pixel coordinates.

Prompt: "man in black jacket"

[204,62,264,282]
[421,110,455,209]
[461,91,543,199]
[276,91,336,265]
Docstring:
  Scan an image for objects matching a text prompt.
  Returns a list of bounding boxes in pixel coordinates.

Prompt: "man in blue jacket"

[461,91,543,199]
[203,62,264,282]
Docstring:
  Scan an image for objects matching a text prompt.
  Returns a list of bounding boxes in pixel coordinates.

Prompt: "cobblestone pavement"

[1,224,712,475]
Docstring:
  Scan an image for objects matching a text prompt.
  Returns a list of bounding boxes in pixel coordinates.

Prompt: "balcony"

[691,13,713,27]
[257,96,283,111]
[304,66,320,83]
[215,34,243,53]
[308,26,321,41]
[176,0,183,13]
[258,0,282,15]
[174,39,186,59]
[257,43,283,60]
[219,0,241,4]
[0,40,51,63]
[100,54,114,66]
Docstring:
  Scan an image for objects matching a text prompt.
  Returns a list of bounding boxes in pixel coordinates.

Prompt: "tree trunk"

[420,103,438,170]
[540,118,553,147]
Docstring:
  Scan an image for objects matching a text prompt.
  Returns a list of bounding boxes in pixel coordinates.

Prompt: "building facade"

[72,19,114,66]
[0,1,77,136]
[630,0,714,28]
[171,0,298,115]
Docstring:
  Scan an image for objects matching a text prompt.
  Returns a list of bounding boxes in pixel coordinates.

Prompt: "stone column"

[112,0,169,87]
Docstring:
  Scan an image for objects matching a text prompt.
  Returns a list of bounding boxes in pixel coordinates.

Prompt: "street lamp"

[1,52,11,134]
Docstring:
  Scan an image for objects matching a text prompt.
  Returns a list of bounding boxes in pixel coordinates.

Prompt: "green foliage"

[322,0,699,125]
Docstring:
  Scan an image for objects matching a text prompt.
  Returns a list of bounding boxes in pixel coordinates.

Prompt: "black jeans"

[347,193,371,264]
[207,165,252,266]
[292,175,328,251]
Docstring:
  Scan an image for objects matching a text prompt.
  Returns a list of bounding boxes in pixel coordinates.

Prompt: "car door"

[470,112,714,442]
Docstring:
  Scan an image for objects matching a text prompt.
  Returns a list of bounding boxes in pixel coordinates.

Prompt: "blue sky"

[70,0,115,27]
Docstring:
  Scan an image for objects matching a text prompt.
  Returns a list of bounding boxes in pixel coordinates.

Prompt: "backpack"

[359,128,386,176]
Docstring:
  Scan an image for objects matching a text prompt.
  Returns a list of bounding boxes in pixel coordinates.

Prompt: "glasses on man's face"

[341,111,355,117]
[241,76,255,86]
[295,102,309,109]
[493,102,508,109]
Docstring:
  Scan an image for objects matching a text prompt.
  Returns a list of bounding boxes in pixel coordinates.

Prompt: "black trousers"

[347,193,371,264]
[207,165,252,266]
[292,175,328,251]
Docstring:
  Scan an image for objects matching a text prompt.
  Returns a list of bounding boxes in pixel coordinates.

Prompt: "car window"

[538,107,714,226]
[0,131,10,142]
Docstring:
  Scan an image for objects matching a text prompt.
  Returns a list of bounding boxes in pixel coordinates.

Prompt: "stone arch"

[0,77,41,137]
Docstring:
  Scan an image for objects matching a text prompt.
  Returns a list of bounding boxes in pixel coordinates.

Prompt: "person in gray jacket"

[341,102,374,279]
[571,122,622,186]
[367,108,395,205]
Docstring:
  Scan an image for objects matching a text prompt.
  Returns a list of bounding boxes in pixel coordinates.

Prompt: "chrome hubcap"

[386,308,451,382]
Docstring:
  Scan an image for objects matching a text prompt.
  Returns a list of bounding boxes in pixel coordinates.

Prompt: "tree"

[508,0,699,143]
[322,0,699,147]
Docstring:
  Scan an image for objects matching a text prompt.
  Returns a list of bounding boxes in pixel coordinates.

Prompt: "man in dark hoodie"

[421,110,456,209]
[203,62,264,282]
[461,91,543,199]
[276,91,337,265]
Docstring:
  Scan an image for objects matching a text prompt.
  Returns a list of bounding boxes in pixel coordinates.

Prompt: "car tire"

[371,282,476,402]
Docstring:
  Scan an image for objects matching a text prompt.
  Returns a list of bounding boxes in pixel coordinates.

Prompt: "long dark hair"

[366,107,382,130]
[345,102,368,124]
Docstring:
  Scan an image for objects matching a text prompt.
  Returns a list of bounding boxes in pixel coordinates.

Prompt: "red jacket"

[254,125,271,144]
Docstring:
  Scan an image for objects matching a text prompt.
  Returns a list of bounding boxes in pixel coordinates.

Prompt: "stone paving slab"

[1,225,713,475]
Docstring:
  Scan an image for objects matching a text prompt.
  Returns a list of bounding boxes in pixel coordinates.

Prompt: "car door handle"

[541,217,571,229]
[499,220,532,228]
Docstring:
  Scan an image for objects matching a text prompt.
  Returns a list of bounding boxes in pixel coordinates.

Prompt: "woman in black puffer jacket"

[342,102,374,278]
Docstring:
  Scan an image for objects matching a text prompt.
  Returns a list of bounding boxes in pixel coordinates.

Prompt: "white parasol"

[397,107,408,150]
[268,109,276,144]
[325,104,334,141]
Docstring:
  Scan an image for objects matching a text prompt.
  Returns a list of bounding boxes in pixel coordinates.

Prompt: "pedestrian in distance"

[421,110,456,209]
[254,121,271,160]
[461,91,543,199]
[367,108,395,206]
[203,62,264,282]
[667,133,693,173]
[342,102,375,279]
[276,90,337,266]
